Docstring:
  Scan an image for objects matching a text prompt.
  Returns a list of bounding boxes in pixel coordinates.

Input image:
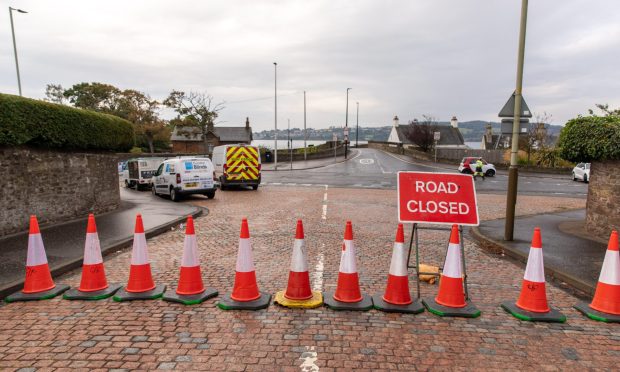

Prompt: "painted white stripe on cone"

[290,239,308,272]
[83,233,103,265]
[339,240,357,274]
[599,250,620,285]
[442,243,462,278]
[130,232,150,265]
[523,247,545,282]
[181,234,199,267]
[236,238,255,272]
[26,233,48,266]
[389,242,408,277]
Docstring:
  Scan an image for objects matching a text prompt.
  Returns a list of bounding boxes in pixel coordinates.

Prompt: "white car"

[151,157,217,201]
[458,157,496,177]
[572,162,591,183]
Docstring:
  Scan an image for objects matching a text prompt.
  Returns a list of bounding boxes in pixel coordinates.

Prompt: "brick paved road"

[2,186,617,371]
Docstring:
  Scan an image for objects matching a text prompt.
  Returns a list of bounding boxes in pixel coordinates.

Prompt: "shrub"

[0,93,134,151]
[558,115,620,162]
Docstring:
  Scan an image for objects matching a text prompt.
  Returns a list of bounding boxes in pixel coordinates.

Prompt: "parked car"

[151,157,217,201]
[458,157,496,177]
[572,162,591,183]
[212,144,261,190]
[125,157,166,190]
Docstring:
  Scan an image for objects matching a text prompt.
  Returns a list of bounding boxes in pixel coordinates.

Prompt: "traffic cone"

[423,224,480,317]
[113,214,166,301]
[274,220,323,308]
[163,216,218,305]
[5,216,69,302]
[501,227,565,322]
[324,221,373,311]
[373,224,424,314]
[218,218,271,310]
[575,230,620,322]
[64,214,121,300]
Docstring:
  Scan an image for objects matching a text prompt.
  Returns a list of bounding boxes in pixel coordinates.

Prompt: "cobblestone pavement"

[2,186,617,371]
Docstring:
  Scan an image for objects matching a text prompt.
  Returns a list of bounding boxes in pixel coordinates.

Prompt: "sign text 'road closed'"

[397,172,479,226]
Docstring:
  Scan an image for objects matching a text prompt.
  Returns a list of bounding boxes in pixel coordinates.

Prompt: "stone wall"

[0,147,120,236]
[586,160,620,236]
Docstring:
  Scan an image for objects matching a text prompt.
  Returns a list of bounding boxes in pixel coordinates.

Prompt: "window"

[155,164,164,176]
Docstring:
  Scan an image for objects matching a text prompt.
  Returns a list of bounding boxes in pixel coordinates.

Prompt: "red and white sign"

[397,171,479,226]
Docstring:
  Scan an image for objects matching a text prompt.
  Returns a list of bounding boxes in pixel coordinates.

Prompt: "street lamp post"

[9,6,28,96]
[505,0,529,241]
[345,88,351,159]
[273,62,278,170]
[303,91,307,161]
[355,102,359,148]
[288,119,292,170]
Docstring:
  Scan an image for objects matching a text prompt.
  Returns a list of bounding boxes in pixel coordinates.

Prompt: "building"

[387,115,465,149]
[171,117,253,154]
[481,123,511,150]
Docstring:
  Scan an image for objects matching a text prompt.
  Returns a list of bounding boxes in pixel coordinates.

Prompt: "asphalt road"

[263,148,588,197]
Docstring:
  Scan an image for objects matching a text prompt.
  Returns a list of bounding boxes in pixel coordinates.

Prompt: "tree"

[118,90,168,153]
[163,90,224,152]
[521,112,553,165]
[62,82,123,114]
[44,84,66,104]
[404,115,437,152]
[588,103,620,117]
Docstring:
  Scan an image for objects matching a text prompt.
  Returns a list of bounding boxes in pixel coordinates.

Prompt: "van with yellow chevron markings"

[212,144,261,190]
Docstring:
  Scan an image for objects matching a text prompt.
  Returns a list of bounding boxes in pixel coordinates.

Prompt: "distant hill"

[253,121,563,142]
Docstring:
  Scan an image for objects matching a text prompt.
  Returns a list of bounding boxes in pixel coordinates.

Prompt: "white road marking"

[299,346,319,372]
[319,149,363,169]
[312,251,324,291]
[271,182,281,185]
[378,149,450,171]
[359,158,375,165]
[321,185,328,220]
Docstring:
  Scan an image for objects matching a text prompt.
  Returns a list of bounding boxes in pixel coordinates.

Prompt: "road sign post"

[333,133,337,162]
[433,131,440,163]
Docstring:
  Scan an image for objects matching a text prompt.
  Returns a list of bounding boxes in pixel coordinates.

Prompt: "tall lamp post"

[9,6,28,96]
[303,91,307,161]
[345,88,351,159]
[355,102,359,148]
[505,0,529,241]
[273,62,278,170]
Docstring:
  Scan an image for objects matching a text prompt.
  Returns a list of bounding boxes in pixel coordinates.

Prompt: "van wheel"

[583,174,588,183]
[170,188,180,202]
[124,180,130,188]
[252,185,258,190]
[205,190,216,199]
[219,177,227,190]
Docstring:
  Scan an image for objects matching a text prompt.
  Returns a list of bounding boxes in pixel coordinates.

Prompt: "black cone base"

[323,291,373,311]
[4,284,70,303]
[217,292,271,310]
[163,288,218,305]
[574,301,620,323]
[423,297,481,318]
[501,301,566,322]
[113,284,166,302]
[372,293,424,314]
[63,283,122,300]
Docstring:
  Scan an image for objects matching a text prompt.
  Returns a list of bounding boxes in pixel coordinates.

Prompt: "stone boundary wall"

[586,160,620,236]
[0,147,120,237]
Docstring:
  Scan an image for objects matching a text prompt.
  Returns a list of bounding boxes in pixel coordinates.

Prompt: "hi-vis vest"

[225,146,260,181]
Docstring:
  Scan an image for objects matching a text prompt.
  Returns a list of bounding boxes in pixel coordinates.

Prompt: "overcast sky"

[1,1,619,130]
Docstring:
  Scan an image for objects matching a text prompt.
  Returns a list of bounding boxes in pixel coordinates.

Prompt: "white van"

[125,157,166,190]
[212,144,261,190]
[151,157,216,201]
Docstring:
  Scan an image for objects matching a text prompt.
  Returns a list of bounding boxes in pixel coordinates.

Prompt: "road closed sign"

[397,171,479,226]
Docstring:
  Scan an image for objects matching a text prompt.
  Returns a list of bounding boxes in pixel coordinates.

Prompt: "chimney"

[393,115,399,127]
[450,116,458,129]
[245,117,250,129]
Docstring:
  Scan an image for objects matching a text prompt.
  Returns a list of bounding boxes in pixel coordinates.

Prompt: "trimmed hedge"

[558,115,620,162]
[0,93,134,151]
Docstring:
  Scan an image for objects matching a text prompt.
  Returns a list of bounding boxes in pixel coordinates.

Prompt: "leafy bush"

[0,93,134,151]
[558,115,620,162]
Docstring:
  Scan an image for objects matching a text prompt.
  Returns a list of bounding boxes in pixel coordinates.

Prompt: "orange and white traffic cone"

[373,224,424,314]
[64,214,121,300]
[423,224,480,317]
[324,221,373,311]
[163,216,218,305]
[218,218,270,310]
[5,216,69,302]
[113,214,166,301]
[274,220,323,308]
[502,227,565,322]
[575,230,620,322]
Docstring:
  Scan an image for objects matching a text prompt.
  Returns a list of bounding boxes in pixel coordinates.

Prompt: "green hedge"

[558,115,620,162]
[0,93,134,151]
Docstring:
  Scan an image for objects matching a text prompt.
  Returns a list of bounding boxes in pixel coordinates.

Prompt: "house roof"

[171,126,252,142]
[396,124,464,146]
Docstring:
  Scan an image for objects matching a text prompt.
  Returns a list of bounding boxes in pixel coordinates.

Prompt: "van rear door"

[225,146,260,182]
[182,160,214,189]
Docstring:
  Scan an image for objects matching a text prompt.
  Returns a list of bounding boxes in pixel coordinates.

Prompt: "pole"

[505,0,528,241]
[434,140,437,162]
[9,7,23,96]
[273,62,278,170]
[345,88,351,159]
[355,102,359,148]
[288,119,292,170]
[304,91,307,161]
